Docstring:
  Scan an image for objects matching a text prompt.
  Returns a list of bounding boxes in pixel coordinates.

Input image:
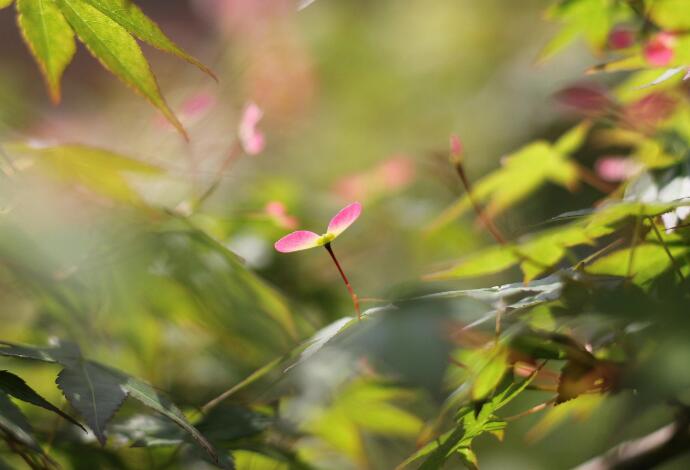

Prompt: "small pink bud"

[450,134,463,159]
[181,92,216,119]
[554,85,611,115]
[608,27,635,50]
[238,102,266,155]
[644,32,676,67]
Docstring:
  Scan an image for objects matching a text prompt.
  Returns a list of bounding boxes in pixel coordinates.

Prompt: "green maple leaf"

[11,0,214,138]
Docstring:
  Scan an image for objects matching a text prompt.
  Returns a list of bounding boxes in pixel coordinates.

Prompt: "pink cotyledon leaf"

[274,230,321,253]
[327,202,362,237]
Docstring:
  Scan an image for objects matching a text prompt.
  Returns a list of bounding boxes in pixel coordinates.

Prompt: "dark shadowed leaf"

[0,370,84,430]
[56,361,128,445]
[122,376,221,466]
[0,392,41,451]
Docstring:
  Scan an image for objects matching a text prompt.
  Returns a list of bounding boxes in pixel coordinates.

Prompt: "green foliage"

[0,370,83,430]
[3,0,690,468]
[431,123,588,231]
[10,0,212,136]
[0,341,223,467]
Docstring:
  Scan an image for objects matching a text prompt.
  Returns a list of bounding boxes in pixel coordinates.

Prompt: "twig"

[575,163,617,194]
[626,209,643,279]
[451,158,507,245]
[200,355,283,415]
[504,397,556,422]
[192,141,243,211]
[648,216,686,282]
[575,410,690,470]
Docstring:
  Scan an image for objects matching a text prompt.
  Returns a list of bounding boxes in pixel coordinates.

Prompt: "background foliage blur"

[2,0,690,469]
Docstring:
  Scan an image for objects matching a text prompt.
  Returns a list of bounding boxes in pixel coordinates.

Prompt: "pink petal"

[278,215,299,230]
[239,102,266,155]
[554,85,611,115]
[327,202,362,237]
[608,27,635,50]
[594,157,640,182]
[377,156,415,190]
[181,92,216,119]
[274,231,321,253]
[265,201,287,217]
[644,32,675,67]
[334,175,368,201]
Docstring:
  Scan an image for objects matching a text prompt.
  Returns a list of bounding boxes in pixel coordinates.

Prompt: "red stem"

[324,243,361,320]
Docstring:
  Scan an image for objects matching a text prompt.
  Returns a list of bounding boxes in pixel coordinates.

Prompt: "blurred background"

[0,0,658,468]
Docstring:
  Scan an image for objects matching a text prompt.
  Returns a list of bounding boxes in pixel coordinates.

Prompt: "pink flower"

[595,157,640,182]
[644,32,676,67]
[238,102,265,155]
[608,27,635,50]
[274,202,361,252]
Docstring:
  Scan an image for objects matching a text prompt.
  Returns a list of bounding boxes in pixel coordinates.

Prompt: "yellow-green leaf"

[82,0,215,80]
[55,0,187,138]
[7,142,161,202]
[0,0,14,8]
[472,348,508,400]
[16,0,76,103]
[426,245,518,280]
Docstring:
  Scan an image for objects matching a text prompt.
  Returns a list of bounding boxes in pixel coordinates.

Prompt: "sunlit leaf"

[430,137,580,230]
[16,0,76,102]
[55,0,187,138]
[82,0,216,79]
[471,348,508,400]
[6,142,161,202]
[429,222,612,281]
[553,121,591,155]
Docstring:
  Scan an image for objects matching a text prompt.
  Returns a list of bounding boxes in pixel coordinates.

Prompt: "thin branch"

[200,355,283,415]
[626,210,643,279]
[648,216,686,282]
[450,157,507,245]
[575,411,690,470]
[192,141,243,211]
[575,163,617,194]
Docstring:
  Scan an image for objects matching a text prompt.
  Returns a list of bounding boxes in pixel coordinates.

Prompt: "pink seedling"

[275,202,362,319]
